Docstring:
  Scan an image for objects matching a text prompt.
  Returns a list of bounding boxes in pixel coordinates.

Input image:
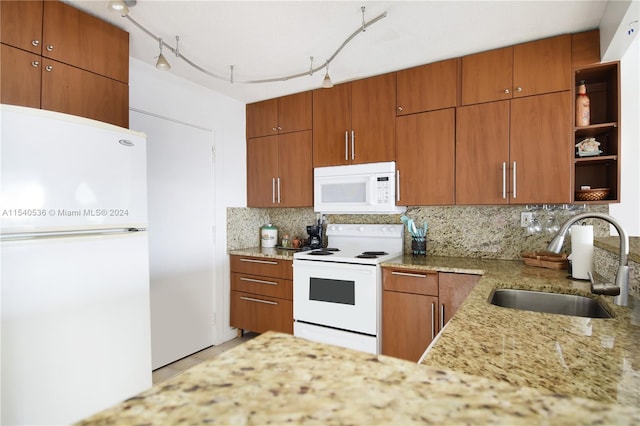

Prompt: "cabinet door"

[230,291,293,334]
[0,44,41,108]
[41,59,129,127]
[351,73,396,164]
[278,91,312,134]
[396,108,455,205]
[438,273,479,330]
[461,46,513,105]
[510,91,572,204]
[456,101,510,204]
[246,136,279,207]
[382,291,438,362]
[278,131,313,207]
[513,35,571,98]
[246,98,278,138]
[1,0,43,54]
[43,1,129,83]
[396,58,459,115]
[312,83,351,167]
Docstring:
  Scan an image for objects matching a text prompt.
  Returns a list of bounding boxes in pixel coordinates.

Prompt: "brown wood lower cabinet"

[230,255,293,334]
[382,267,479,362]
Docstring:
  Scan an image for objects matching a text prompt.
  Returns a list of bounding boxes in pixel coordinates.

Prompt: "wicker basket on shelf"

[575,188,610,201]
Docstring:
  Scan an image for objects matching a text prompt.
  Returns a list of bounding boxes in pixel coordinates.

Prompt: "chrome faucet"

[547,212,629,306]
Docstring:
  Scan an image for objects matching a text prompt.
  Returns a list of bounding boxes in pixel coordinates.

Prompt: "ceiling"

[67,1,609,104]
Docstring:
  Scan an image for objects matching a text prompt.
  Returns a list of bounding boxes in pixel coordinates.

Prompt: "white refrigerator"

[0,105,152,425]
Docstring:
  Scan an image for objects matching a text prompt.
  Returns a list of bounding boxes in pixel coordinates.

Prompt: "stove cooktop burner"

[308,249,336,256]
[356,251,388,259]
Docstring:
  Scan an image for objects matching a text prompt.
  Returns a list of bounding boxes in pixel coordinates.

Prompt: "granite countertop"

[381,256,640,407]
[229,246,299,260]
[76,252,640,424]
[78,331,639,425]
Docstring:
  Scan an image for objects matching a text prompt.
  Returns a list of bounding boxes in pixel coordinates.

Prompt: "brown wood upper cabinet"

[0,0,130,127]
[313,73,396,167]
[246,131,313,208]
[42,1,129,83]
[1,0,44,54]
[396,58,459,115]
[396,108,455,205]
[456,91,573,205]
[246,91,312,139]
[461,34,571,105]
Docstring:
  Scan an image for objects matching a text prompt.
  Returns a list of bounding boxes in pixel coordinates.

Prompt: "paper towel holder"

[547,212,629,307]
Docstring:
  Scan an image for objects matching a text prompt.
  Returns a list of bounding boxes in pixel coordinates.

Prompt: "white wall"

[601,0,640,236]
[129,58,246,345]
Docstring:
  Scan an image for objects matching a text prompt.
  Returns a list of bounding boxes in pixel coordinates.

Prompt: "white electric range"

[292,224,403,354]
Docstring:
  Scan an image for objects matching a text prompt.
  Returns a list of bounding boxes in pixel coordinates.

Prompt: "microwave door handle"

[344,131,349,161]
[396,170,401,202]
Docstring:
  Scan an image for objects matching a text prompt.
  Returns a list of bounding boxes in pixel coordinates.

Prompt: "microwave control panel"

[375,176,391,203]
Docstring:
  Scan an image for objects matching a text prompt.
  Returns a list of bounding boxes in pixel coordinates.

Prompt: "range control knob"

[358,226,365,232]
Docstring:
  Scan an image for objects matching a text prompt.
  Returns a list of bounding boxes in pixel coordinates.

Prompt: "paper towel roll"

[570,224,593,279]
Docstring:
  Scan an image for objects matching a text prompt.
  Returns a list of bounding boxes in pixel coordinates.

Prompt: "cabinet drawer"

[230,291,293,334]
[231,272,292,300]
[230,255,292,280]
[382,268,438,296]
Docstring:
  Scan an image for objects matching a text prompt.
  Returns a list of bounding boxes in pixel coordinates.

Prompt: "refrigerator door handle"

[0,228,146,241]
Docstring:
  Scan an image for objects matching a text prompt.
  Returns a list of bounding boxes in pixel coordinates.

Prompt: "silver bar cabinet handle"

[239,258,278,265]
[512,161,517,199]
[502,162,507,199]
[272,178,276,204]
[240,296,278,306]
[351,130,355,160]
[277,177,281,204]
[240,277,278,286]
[391,271,427,278]
[431,302,436,340]
[440,304,444,330]
[345,131,349,161]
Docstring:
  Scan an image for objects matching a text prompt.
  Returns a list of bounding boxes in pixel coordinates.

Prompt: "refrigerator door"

[0,105,147,233]
[1,231,152,425]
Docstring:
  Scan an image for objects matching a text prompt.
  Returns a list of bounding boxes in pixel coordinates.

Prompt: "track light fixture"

[322,62,334,89]
[108,0,136,17]
[155,38,171,70]
[112,5,387,88]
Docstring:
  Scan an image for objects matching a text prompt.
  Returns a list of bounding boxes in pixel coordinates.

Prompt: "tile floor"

[151,332,258,385]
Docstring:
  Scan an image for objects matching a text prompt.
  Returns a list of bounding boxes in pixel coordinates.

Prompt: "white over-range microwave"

[314,161,407,214]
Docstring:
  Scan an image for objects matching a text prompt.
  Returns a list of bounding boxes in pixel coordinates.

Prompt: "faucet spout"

[546,212,629,306]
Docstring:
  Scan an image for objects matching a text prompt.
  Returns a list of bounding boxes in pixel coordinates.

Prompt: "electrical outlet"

[521,212,534,227]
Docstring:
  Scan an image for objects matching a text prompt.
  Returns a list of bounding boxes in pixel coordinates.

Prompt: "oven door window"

[309,278,355,305]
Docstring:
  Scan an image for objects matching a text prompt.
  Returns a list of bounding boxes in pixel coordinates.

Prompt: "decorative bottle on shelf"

[575,80,590,127]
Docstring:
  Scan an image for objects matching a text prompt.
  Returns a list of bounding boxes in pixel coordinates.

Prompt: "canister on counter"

[261,223,278,248]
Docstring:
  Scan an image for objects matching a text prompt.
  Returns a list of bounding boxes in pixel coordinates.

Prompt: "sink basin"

[488,289,613,318]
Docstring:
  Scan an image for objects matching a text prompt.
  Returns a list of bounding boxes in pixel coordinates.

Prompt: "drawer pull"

[391,271,428,278]
[239,258,278,265]
[240,296,278,306]
[240,277,277,286]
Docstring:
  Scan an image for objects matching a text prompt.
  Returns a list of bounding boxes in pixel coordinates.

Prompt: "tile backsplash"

[227,204,609,260]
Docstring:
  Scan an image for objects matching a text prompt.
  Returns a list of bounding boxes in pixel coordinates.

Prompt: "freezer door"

[1,231,152,425]
[0,105,147,233]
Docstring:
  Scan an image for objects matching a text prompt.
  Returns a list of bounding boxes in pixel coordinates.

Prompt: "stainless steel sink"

[488,289,613,318]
